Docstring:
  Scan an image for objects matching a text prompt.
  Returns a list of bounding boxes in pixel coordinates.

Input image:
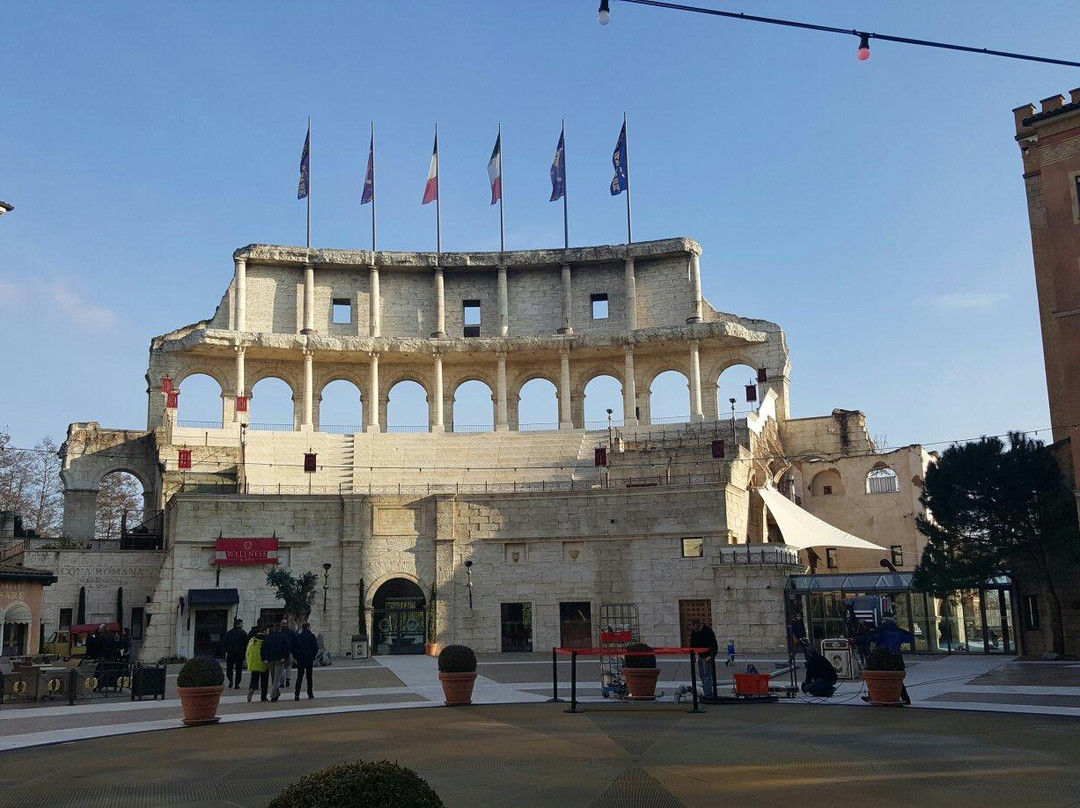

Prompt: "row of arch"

[808,465,901,497]
[173,365,765,432]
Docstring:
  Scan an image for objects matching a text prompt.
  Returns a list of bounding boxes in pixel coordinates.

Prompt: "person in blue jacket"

[863,612,914,704]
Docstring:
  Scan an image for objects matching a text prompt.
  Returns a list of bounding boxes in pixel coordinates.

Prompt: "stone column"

[234,257,247,333]
[234,346,246,423]
[432,353,445,432]
[369,264,381,337]
[624,258,637,331]
[687,253,703,324]
[497,265,509,336]
[623,348,638,427]
[432,267,446,337]
[302,349,314,428]
[559,349,573,430]
[302,263,316,334]
[366,353,380,432]
[558,263,573,334]
[495,353,508,431]
[689,340,704,422]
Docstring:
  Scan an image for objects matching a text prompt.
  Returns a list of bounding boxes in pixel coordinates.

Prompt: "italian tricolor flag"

[422,135,438,205]
[488,133,502,205]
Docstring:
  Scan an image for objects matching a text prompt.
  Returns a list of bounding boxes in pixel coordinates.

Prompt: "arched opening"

[649,370,690,424]
[177,373,224,428]
[249,377,295,431]
[717,364,759,421]
[517,378,559,431]
[319,379,364,434]
[1,602,32,656]
[95,471,145,541]
[866,465,900,494]
[387,380,428,432]
[583,375,623,430]
[453,380,494,432]
[809,468,844,497]
[371,578,426,655]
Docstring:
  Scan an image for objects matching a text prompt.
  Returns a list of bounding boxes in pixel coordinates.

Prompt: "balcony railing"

[715,545,802,566]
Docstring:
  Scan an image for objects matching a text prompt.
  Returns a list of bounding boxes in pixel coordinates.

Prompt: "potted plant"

[437,644,477,706]
[862,647,907,705]
[623,642,660,700]
[424,584,439,656]
[177,655,226,725]
[269,760,444,808]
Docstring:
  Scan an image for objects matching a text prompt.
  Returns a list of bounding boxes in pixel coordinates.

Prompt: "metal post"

[689,651,703,713]
[710,655,718,699]
[68,669,77,706]
[547,647,564,702]
[565,650,580,713]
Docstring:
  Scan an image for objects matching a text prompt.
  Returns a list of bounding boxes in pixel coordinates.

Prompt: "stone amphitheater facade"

[50,237,926,660]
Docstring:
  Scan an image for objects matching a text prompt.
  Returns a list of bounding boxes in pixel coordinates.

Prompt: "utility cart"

[597,602,639,699]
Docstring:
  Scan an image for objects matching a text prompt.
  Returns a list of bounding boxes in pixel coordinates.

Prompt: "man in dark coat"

[223,619,249,689]
[279,619,296,688]
[688,618,719,698]
[84,627,101,660]
[292,622,320,700]
[260,625,290,702]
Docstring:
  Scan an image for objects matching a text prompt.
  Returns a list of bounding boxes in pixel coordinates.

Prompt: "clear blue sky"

[1,2,1076,448]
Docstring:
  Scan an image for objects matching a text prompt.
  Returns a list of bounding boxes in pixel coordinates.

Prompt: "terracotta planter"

[439,671,477,706]
[425,643,441,657]
[862,670,906,705]
[624,667,661,700]
[178,685,225,725]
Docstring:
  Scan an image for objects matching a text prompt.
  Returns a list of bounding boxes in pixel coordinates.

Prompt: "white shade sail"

[757,485,887,552]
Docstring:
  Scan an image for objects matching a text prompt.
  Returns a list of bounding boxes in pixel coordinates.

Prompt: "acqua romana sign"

[214,537,279,566]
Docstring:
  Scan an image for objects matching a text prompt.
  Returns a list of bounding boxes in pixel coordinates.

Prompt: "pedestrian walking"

[261,624,290,702]
[688,618,719,698]
[790,613,809,654]
[223,619,249,689]
[292,622,320,700]
[279,619,296,688]
[246,629,269,702]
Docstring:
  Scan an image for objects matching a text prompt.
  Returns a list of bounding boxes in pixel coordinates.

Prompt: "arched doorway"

[371,578,426,655]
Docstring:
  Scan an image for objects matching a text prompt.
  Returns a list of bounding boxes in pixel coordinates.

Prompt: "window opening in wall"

[1022,595,1040,631]
[866,466,900,494]
[332,298,352,324]
[823,485,833,496]
[463,300,481,337]
[131,607,145,640]
[890,546,904,566]
[501,602,533,652]
[681,537,704,558]
[590,293,609,319]
[59,608,73,630]
[826,548,838,568]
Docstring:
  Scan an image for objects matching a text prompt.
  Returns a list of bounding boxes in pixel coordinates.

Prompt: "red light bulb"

[857,47,870,61]
[857,33,871,61]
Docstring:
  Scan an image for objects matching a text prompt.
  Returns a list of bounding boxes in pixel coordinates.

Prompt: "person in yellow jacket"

[246,629,270,703]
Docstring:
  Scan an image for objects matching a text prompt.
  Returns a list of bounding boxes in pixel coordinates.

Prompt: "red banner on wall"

[214,537,279,565]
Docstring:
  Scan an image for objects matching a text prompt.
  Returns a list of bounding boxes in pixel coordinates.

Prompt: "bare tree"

[0,427,34,519]
[95,472,143,541]
[25,437,63,536]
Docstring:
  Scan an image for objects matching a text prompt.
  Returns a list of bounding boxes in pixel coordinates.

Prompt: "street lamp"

[322,562,331,612]
[464,560,474,609]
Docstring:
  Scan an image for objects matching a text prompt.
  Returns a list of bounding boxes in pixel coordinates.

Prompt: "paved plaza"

[3,654,1080,806]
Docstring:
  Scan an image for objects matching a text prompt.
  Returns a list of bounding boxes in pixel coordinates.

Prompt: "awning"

[187,588,240,607]
[757,486,887,552]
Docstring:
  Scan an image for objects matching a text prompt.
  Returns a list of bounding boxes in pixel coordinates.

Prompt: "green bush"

[866,647,905,671]
[269,761,444,808]
[623,642,656,669]
[176,655,225,687]
[437,644,477,673]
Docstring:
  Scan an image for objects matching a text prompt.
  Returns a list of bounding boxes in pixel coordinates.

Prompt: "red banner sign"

[214,537,279,566]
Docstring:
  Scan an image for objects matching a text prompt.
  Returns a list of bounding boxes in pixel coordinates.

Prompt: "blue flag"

[550,129,566,202]
[297,128,310,200]
[361,133,374,205]
[610,122,627,196]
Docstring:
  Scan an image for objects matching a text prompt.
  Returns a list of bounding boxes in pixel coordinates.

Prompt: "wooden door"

[679,599,712,647]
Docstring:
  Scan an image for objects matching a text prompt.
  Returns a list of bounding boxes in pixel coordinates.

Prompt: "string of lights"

[597,0,1080,68]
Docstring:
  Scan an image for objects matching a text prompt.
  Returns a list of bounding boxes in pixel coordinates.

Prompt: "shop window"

[826,548,838,569]
[590,293,609,319]
[332,298,352,324]
[681,537,704,558]
[463,300,481,337]
[890,546,904,566]
[1023,595,1040,630]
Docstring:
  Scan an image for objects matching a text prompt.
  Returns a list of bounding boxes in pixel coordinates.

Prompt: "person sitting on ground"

[801,648,838,697]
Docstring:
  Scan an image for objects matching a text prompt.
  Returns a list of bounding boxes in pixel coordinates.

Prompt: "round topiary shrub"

[176,655,225,688]
[437,644,477,673]
[269,760,444,808]
[866,646,905,671]
[623,642,656,669]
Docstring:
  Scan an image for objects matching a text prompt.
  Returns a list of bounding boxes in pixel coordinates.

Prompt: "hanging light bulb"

[857,32,871,61]
[598,0,611,26]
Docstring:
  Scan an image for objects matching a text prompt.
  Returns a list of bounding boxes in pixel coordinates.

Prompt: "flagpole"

[561,119,569,250]
[623,112,633,245]
[370,121,377,254]
[435,123,441,257]
[307,116,312,249]
[498,122,505,253]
